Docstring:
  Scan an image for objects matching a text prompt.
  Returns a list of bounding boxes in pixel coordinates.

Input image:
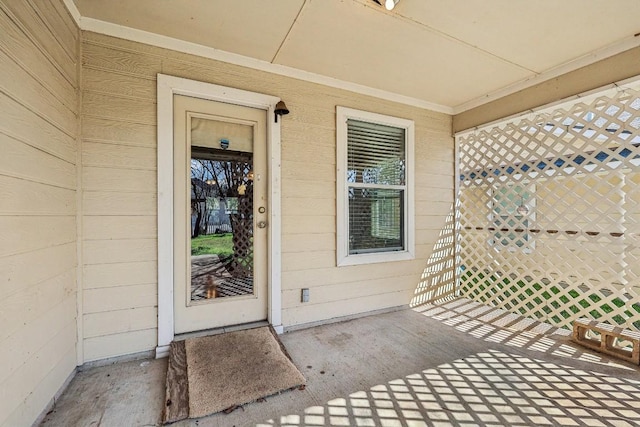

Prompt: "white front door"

[173,94,268,334]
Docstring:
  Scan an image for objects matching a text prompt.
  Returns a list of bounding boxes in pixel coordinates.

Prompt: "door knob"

[257,220,267,229]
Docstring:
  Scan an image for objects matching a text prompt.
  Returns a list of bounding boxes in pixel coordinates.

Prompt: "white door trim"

[156,74,283,358]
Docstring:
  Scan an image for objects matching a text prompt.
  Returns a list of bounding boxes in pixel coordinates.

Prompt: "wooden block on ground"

[162,341,189,424]
[572,318,640,365]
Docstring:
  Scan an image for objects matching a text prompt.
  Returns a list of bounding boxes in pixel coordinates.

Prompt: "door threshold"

[174,320,270,342]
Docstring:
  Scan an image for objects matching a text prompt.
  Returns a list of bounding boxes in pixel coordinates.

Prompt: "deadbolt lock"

[258,206,266,214]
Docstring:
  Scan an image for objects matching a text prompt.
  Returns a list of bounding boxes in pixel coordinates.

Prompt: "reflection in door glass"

[190,146,254,301]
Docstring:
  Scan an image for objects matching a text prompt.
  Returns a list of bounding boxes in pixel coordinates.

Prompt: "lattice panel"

[458,86,640,334]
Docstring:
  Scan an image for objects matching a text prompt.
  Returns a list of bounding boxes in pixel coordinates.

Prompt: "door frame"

[156,74,283,358]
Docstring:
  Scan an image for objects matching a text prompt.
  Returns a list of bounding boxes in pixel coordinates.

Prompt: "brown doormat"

[162,326,305,424]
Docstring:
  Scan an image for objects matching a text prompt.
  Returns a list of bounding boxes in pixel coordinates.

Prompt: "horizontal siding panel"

[416,242,448,259]
[0,242,76,300]
[83,191,156,216]
[0,269,74,343]
[83,238,156,265]
[418,159,453,177]
[0,319,76,425]
[415,215,451,231]
[283,289,412,327]
[0,49,77,135]
[415,144,453,163]
[158,59,295,102]
[415,172,454,189]
[0,133,75,189]
[281,197,335,217]
[83,261,157,289]
[414,201,454,216]
[0,216,75,257]
[280,105,336,129]
[0,93,76,163]
[0,296,75,386]
[83,328,157,362]
[30,0,78,57]
[83,215,156,240]
[415,229,444,245]
[280,99,338,117]
[282,180,335,199]
[281,160,335,183]
[82,166,156,193]
[415,188,453,204]
[82,41,161,78]
[282,250,335,272]
[282,233,335,253]
[281,142,335,164]
[0,175,75,215]
[416,114,452,131]
[282,275,417,308]
[84,283,157,314]
[82,91,156,125]
[281,259,424,290]
[82,141,156,170]
[83,67,155,100]
[416,124,453,138]
[82,116,156,147]
[83,306,157,339]
[282,215,334,235]
[2,347,75,427]
[0,10,76,108]
[2,0,76,83]
[282,125,336,152]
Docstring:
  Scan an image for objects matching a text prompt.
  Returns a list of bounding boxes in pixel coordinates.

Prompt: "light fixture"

[373,0,399,10]
[274,101,289,123]
[517,197,529,215]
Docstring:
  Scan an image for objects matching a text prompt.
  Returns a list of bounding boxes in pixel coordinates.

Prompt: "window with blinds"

[347,120,405,254]
[336,107,415,266]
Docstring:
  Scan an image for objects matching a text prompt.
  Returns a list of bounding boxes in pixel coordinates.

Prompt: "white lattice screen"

[457,83,640,335]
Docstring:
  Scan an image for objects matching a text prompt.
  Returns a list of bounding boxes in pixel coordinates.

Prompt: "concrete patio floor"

[40,298,640,427]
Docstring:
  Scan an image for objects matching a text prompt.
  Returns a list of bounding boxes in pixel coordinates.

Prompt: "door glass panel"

[190,117,254,302]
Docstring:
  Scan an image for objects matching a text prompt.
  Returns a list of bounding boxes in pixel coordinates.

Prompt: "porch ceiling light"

[373,0,399,10]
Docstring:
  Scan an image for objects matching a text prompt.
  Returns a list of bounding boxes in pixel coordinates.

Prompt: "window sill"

[337,250,415,267]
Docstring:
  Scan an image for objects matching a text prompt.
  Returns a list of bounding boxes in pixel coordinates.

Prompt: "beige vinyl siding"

[0,1,79,426]
[79,30,453,358]
[80,34,159,361]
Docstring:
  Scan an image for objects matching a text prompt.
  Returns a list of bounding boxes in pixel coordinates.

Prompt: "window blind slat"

[347,119,405,186]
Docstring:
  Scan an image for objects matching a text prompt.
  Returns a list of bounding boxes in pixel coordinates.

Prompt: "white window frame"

[336,106,415,266]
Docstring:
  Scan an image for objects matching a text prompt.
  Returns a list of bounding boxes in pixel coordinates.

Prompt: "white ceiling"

[72,0,640,112]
